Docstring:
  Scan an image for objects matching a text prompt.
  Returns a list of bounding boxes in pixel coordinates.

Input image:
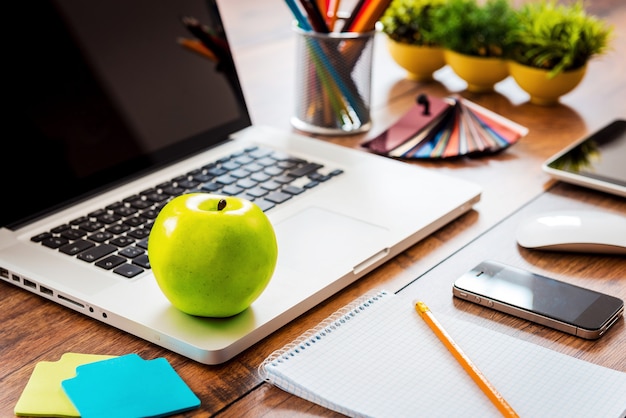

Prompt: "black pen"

[299,0,330,33]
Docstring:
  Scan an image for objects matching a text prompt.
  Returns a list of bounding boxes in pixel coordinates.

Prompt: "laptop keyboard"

[30,146,343,279]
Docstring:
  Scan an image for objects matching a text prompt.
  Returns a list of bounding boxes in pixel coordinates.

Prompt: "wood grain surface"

[1,1,624,417]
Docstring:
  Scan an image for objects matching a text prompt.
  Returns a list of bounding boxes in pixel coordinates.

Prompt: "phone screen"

[453,260,624,331]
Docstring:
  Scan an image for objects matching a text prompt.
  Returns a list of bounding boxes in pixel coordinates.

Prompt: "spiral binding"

[258,289,390,380]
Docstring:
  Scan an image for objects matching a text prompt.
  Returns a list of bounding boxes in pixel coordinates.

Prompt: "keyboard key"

[207,167,228,176]
[288,162,323,177]
[242,162,264,173]
[221,161,240,171]
[264,191,292,204]
[79,221,105,232]
[178,179,200,189]
[200,182,221,192]
[250,172,271,182]
[60,229,86,240]
[77,244,117,263]
[70,216,89,225]
[123,217,145,227]
[96,255,126,270]
[283,185,305,195]
[113,263,144,278]
[193,173,213,182]
[97,213,122,224]
[234,155,253,165]
[304,180,320,189]
[110,236,135,247]
[274,174,294,184]
[133,254,150,269]
[253,199,275,212]
[51,224,70,234]
[59,239,95,255]
[31,232,52,243]
[260,180,281,191]
[129,199,153,209]
[310,173,331,182]
[229,168,250,179]
[264,166,283,176]
[245,186,269,198]
[236,178,258,189]
[107,223,130,234]
[119,246,145,258]
[248,148,271,158]
[127,228,151,239]
[222,185,244,195]
[106,201,124,210]
[113,206,137,217]
[42,236,69,249]
[140,209,160,219]
[89,231,113,243]
[215,174,237,185]
[162,186,185,195]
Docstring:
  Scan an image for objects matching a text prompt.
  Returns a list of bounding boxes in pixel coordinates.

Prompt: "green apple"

[148,193,278,317]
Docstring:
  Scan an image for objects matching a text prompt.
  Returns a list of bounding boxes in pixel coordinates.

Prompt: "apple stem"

[217,199,227,211]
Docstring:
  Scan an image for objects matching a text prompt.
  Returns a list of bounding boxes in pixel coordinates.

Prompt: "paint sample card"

[363,94,528,159]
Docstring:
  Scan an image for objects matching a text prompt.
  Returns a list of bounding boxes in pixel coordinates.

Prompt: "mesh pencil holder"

[291,26,375,135]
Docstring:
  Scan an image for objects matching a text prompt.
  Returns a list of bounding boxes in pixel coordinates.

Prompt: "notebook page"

[260,291,626,418]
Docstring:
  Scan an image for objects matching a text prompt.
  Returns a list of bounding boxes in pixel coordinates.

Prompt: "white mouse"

[516,209,626,255]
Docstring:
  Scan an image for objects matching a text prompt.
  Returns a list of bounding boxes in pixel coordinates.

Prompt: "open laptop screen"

[4,0,250,228]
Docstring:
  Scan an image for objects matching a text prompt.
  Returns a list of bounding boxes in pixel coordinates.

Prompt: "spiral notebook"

[259,290,626,418]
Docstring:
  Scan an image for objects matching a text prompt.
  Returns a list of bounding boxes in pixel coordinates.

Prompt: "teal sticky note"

[61,354,200,418]
[14,353,116,417]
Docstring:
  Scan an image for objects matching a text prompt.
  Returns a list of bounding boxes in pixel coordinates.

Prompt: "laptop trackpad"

[274,207,389,275]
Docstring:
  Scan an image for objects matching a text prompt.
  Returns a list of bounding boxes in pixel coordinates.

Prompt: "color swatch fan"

[364,94,528,159]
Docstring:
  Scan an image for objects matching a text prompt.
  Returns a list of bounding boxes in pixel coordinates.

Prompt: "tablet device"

[542,119,626,197]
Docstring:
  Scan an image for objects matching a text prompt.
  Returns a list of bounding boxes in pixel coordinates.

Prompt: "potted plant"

[430,0,519,92]
[507,0,613,105]
[380,0,447,81]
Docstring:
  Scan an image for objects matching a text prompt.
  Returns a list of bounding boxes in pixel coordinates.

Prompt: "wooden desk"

[1,1,624,416]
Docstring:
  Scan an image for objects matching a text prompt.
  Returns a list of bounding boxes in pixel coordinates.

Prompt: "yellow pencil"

[415,301,519,418]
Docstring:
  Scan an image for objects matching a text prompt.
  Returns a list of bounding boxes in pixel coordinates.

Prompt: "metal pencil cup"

[292,27,375,135]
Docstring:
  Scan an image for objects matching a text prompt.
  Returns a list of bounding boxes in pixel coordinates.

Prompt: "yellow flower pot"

[444,50,509,92]
[508,61,587,106]
[387,39,446,82]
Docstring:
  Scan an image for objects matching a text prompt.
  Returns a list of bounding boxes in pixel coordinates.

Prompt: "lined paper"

[260,291,626,418]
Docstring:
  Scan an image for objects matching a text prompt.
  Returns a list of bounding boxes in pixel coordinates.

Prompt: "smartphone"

[452,260,624,339]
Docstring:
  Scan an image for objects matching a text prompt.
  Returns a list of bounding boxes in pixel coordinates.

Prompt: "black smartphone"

[452,260,624,339]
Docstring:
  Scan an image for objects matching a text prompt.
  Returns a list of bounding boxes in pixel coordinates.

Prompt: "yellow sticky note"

[14,353,116,417]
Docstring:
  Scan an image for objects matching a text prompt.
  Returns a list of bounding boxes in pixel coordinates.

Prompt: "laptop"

[0,0,481,364]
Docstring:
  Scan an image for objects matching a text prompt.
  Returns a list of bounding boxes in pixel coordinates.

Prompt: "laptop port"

[0,267,8,279]
[58,294,85,308]
[40,286,53,296]
[23,279,36,288]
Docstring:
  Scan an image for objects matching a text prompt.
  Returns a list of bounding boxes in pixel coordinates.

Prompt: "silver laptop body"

[0,0,481,364]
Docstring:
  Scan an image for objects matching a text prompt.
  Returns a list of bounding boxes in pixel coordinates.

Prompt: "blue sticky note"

[61,354,200,418]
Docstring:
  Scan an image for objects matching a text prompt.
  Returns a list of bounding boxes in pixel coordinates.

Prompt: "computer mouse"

[515,209,626,255]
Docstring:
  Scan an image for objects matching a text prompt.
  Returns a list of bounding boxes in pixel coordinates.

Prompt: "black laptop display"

[4,0,249,229]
